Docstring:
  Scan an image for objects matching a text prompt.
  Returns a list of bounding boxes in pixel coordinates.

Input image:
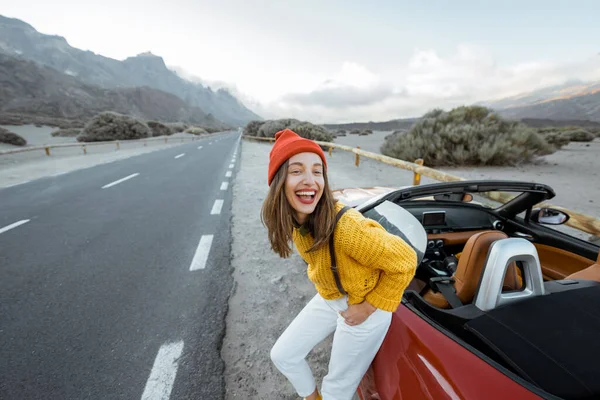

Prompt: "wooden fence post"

[329,146,333,156]
[45,147,50,156]
[355,146,360,167]
[413,158,424,185]
[83,145,87,155]
[116,141,120,150]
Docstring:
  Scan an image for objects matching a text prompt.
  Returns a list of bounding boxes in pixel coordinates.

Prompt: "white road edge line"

[211,199,224,215]
[175,153,185,159]
[190,235,214,271]
[225,171,232,178]
[0,219,30,235]
[141,341,184,400]
[102,173,139,189]
[220,182,229,191]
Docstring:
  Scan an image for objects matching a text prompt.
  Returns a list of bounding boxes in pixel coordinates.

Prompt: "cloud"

[258,45,600,123]
[280,63,397,108]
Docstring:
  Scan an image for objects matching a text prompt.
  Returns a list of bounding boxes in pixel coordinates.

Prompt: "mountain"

[0,15,261,126]
[323,118,419,131]
[0,53,228,128]
[482,80,600,122]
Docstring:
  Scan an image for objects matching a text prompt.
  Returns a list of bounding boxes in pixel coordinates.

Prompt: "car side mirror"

[531,208,570,225]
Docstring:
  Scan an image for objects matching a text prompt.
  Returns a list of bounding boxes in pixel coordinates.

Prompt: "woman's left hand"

[340,301,377,326]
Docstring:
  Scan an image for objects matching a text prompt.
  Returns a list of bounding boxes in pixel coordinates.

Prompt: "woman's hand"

[340,301,377,326]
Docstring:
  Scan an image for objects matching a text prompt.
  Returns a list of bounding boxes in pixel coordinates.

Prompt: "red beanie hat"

[268,129,327,185]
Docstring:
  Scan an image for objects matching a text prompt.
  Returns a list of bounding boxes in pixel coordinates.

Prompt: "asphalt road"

[0,131,241,399]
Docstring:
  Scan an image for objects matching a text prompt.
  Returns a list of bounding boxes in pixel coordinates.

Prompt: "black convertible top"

[464,285,600,400]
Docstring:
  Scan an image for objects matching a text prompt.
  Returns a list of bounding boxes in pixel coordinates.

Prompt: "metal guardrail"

[0,132,228,156]
[243,135,600,238]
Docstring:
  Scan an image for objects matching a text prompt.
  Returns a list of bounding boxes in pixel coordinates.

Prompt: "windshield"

[399,190,518,210]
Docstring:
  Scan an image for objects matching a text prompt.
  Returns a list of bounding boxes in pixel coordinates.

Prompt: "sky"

[2,0,600,123]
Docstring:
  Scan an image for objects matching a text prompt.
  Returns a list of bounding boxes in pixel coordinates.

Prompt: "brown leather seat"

[565,251,600,282]
[423,231,522,308]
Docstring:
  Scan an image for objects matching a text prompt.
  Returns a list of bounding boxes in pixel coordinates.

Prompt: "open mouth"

[296,190,317,205]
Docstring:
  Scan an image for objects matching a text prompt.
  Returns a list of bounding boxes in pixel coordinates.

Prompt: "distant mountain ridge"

[482,80,600,122]
[0,53,227,128]
[0,14,261,126]
[323,118,419,131]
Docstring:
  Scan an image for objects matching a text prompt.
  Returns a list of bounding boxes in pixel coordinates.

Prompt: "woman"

[261,128,418,400]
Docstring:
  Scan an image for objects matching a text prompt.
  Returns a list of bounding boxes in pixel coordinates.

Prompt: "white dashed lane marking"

[141,341,184,400]
[175,153,185,159]
[211,199,224,215]
[225,171,232,178]
[197,146,203,149]
[102,173,139,189]
[189,235,214,271]
[229,164,234,168]
[0,219,30,235]
[220,182,229,191]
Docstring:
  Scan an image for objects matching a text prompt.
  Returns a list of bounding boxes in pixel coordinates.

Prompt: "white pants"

[270,293,392,400]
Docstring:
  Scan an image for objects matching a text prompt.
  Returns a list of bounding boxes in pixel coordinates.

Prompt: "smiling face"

[284,152,325,224]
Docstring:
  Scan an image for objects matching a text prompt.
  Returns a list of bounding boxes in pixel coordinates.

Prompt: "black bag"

[329,206,351,295]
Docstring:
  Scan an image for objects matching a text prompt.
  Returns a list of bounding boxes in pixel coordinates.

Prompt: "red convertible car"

[333,181,600,400]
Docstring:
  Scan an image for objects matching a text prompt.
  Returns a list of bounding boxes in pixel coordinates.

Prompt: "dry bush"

[381,106,554,167]
[244,120,265,136]
[245,118,334,142]
[185,127,208,135]
[147,121,172,137]
[51,128,81,137]
[564,129,595,142]
[77,112,150,142]
[165,122,189,134]
[0,127,27,146]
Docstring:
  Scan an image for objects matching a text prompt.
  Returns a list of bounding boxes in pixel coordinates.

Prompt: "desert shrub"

[185,127,208,135]
[164,122,189,134]
[203,127,221,134]
[147,121,172,137]
[0,128,27,146]
[77,112,150,142]
[350,129,360,134]
[245,118,334,142]
[542,132,572,148]
[381,106,554,167]
[51,128,81,137]
[257,120,289,138]
[563,129,595,142]
[244,120,265,136]
[291,122,333,142]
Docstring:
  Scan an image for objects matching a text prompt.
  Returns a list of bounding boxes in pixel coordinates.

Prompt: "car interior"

[358,181,600,400]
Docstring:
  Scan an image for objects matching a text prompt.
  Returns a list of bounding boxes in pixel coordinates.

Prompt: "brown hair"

[261,159,338,258]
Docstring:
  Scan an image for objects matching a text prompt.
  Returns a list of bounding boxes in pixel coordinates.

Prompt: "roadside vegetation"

[380,106,555,167]
[243,118,334,142]
[77,112,151,142]
[0,127,27,146]
[147,121,172,137]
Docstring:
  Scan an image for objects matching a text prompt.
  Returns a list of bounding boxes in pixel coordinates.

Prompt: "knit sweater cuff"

[365,289,401,312]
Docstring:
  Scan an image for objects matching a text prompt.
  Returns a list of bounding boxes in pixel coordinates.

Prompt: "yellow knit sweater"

[292,202,418,312]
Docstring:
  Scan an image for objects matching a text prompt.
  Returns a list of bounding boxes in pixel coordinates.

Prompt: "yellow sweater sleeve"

[340,213,418,311]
